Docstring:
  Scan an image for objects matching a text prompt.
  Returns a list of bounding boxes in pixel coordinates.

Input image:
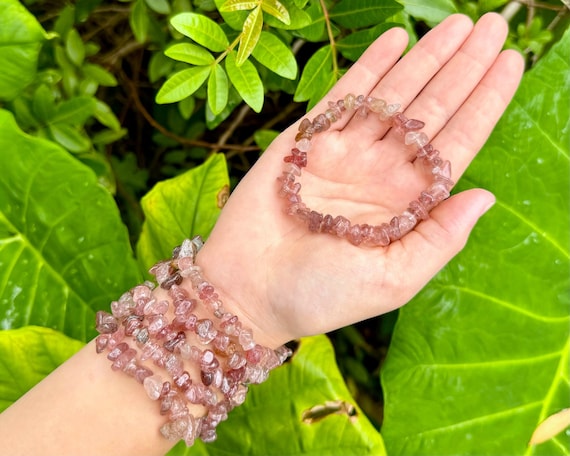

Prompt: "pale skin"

[0,13,524,456]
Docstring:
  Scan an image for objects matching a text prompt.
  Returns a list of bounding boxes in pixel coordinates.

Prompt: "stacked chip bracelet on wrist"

[277,93,454,246]
[95,236,292,446]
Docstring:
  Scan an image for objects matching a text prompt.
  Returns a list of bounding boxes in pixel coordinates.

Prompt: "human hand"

[197,13,524,348]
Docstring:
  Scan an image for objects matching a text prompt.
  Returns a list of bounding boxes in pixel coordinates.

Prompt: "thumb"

[400,188,496,292]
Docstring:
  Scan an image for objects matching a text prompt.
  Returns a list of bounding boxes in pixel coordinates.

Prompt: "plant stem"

[319,0,338,76]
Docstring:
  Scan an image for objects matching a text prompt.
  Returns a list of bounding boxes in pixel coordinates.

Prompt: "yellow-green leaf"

[164,43,215,65]
[219,0,258,12]
[208,63,229,115]
[237,6,263,65]
[156,66,211,104]
[170,13,229,52]
[261,0,290,25]
[252,31,297,79]
[225,50,264,112]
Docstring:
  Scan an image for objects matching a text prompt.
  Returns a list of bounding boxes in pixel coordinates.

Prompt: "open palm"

[197,13,524,348]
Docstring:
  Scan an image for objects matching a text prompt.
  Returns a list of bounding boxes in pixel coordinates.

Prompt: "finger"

[423,49,525,180]
[384,188,496,308]
[307,26,409,125]
[387,12,510,162]
[340,14,475,144]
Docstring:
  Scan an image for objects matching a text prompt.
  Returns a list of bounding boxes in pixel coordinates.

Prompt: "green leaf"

[0,326,84,412]
[168,336,385,455]
[0,0,47,100]
[208,63,229,115]
[337,23,399,62]
[145,0,171,14]
[136,153,229,271]
[253,128,279,151]
[252,31,297,79]
[164,43,215,65]
[261,0,290,25]
[237,6,263,65]
[130,0,149,43]
[170,13,229,52]
[156,66,211,104]
[0,110,141,341]
[382,29,570,456]
[330,0,403,29]
[82,63,118,87]
[399,0,458,25]
[65,28,85,67]
[219,0,258,12]
[225,51,264,112]
[94,99,121,131]
[263,0,311,30]
[51,96,96,126]
[32,84,57,123]
[48,123,91,152]
[294,45,336,109]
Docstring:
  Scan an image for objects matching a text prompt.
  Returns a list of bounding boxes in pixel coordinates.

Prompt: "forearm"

[0,339,175,456]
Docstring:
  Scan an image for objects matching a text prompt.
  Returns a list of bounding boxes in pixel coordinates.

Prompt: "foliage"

[0,0,569,455]
[382,27,570,455]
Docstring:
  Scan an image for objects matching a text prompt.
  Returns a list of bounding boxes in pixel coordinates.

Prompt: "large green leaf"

[0,110,141,341]
[382,28,570,456]
[252,31,298,79]
[136,153,229,272]
[294,45,336,109]
[156,66,211,104]
[167,336,385,455]
[329,0,403,29]
[236,5,263,65]
[170,13,229,53]
[0,0,47,100]
[0,326,83,412]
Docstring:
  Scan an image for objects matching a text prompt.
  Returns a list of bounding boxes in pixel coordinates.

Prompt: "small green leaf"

[170,13,229,52]
[144,0,171,14]
[178,96,196,120]
[130,0,149,43]
[294,45,335,108]
[237,6,263,65]
[261,0,290,25]
[208,63,229,115]
[92,128,128,145]
[149,51,174,83]
[0,0,46,100]
[296,0,325,42]
[330,0,403,29]
[48,123,91,152]
[156,66,211,104]
[50,96,96,126]
[164,43,215,65]
[219,0,258,11]
[225,51,264,112]
[32,84,56,123]
[65,28,85,67]
[136,153,229,271]
[0,327,84,412]
[94,99,121,131]
[252,31,297,79]
[253,128,279,151]
[263,0,311,29]
[82,63,118,87]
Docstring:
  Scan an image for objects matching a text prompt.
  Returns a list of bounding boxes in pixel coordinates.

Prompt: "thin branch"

[214,104,251,153]
[319,0,338,75]
[119,71,259,153]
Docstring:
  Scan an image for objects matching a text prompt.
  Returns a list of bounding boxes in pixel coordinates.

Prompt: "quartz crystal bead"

[173,371,192,391]
[229,384,248,407]
[110,298,134,319]
[107,342,128,361]
[165,353,184,377]
[344,93,356,110]
[144,374,164,400]
[196,319,217,344]
[379,103,400,121]
[148,314,168,335]
[134,365,153,384]
[368,97,386,113]
[183,415,200,446]
[124,315,143,336]
[238,327,256,351]
[96,311,118,334]
[408,200,429,221]
[397,212,417,236]
[320,214,334,233]
[405,131,429,148]
[331,216,351,237]
[144,299,169,316]
[307,210,323,232]
[427,181,450,202]
[160,417,189,441]
[312,113,330,132]
[141,340,160,361]
[95,334,109,353]
[369,224,390,246]
[347,224,363,245]
[388,216,401,241]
